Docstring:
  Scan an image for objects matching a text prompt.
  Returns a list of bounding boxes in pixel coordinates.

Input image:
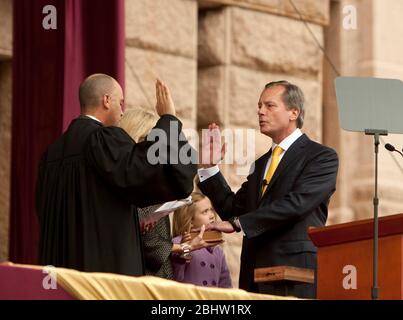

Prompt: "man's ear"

[103,94,111,110]
[289,108,300,121]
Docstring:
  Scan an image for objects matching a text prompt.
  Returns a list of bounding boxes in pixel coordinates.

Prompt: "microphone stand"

[394,149,403,158]
[384,143,403,174]
[365,129,388,300]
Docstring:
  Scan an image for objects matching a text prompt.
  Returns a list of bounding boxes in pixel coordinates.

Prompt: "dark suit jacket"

[199,134,338,298]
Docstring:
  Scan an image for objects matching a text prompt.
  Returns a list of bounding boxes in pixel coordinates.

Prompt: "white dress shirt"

[84,114,102,123]
[261,128,303,179]
[198,128,303,182]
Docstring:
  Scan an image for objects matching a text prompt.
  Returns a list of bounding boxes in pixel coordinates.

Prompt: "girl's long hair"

[172,192,217,237]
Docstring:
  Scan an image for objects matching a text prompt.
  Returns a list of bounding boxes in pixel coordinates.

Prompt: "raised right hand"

[155,79,176,117]
[200,123,226,168]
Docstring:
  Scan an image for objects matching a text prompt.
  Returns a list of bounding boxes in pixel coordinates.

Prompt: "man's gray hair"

[264,80,305,129]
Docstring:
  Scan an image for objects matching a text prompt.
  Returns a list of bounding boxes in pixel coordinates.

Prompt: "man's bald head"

[79,73,121,111]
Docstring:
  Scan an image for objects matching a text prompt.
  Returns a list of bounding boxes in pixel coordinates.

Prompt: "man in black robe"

[36,74,197,276]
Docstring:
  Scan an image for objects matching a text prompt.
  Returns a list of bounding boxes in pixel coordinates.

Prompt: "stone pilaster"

[0,0,12,262]
[0,0,12,58]
[125,0,198,127]
[0,62,12,262]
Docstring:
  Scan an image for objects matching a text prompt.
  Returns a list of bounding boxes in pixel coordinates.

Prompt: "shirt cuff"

[237,219,244,233]
[238,216,246,236]
[198,166,220,182]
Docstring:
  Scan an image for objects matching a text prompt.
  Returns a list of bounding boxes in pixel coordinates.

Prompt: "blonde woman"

[120,107,177,278]
[119,107,157,143]
[120,99,208,278]
[172,192,232,288]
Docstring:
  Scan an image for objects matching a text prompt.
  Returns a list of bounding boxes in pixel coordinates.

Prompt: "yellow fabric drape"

[3,262,299,300]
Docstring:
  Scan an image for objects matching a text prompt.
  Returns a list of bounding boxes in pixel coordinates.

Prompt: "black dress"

[138,205,174,279]
[36,115,196,276]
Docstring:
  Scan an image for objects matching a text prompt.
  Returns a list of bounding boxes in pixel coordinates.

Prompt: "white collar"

[271,128,303,152]
[84,114,102,123]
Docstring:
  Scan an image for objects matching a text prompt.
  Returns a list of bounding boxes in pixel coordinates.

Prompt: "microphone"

[385,143,403,158]
[260,179,268,196]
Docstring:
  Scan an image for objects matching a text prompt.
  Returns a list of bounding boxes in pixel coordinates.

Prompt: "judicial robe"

[36,115,196,276]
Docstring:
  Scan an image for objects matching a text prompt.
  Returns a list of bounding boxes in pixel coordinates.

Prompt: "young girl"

[172,192,232,288]
[120,107,208,279]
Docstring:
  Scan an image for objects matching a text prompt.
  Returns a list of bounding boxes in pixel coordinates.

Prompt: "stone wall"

[370,0,403,217]
[323,0,403,224]
[0,0,12,262]
[0,62,12,263]
[199,0,329,25]
[0,0,12,59]
[125,0,198,128]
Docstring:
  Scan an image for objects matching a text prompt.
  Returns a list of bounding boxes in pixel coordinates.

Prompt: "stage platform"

[0,262,298,300]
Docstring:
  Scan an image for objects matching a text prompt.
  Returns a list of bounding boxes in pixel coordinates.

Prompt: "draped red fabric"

[63,0,125,130]
[9,0,125,263]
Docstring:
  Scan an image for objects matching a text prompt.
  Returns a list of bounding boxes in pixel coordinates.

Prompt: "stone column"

[324,0,403,224]
[0,0,12,262]
[369,0,403,217]
[323,0,372,224]
[0,62,11,263]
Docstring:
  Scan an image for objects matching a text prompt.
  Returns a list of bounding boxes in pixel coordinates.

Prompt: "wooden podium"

[308,213,403,300]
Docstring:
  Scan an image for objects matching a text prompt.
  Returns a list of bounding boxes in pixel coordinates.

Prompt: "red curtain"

[63,0,125,130]
[9,0,125,263]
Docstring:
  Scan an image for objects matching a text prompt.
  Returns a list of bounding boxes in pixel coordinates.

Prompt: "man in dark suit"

[198,80,339,298]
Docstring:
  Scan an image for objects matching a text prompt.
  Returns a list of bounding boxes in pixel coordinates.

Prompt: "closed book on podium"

[190,230,223,243]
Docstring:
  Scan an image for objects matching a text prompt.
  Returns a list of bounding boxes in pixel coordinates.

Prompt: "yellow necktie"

[262,146,283,194]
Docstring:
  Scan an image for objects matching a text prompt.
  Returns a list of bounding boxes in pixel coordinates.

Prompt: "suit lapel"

[259,134,309,203]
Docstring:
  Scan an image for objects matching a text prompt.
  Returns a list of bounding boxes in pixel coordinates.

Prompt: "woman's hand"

[188,225,217,251]
[140,219,158,235]
[181,231,192,244]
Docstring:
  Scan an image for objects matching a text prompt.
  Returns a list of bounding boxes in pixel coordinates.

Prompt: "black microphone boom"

[384,143,403,157]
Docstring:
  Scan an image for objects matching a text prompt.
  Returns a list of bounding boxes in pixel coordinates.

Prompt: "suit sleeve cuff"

[238,216,246,237]
[198,166,220,182]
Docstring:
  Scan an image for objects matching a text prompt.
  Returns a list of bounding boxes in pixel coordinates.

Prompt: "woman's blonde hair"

[119,107,158,142]
[172,192,217,237]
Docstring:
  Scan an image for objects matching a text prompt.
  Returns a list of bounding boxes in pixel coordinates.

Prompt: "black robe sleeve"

[35,152,47,225]
[85,115,197,208]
